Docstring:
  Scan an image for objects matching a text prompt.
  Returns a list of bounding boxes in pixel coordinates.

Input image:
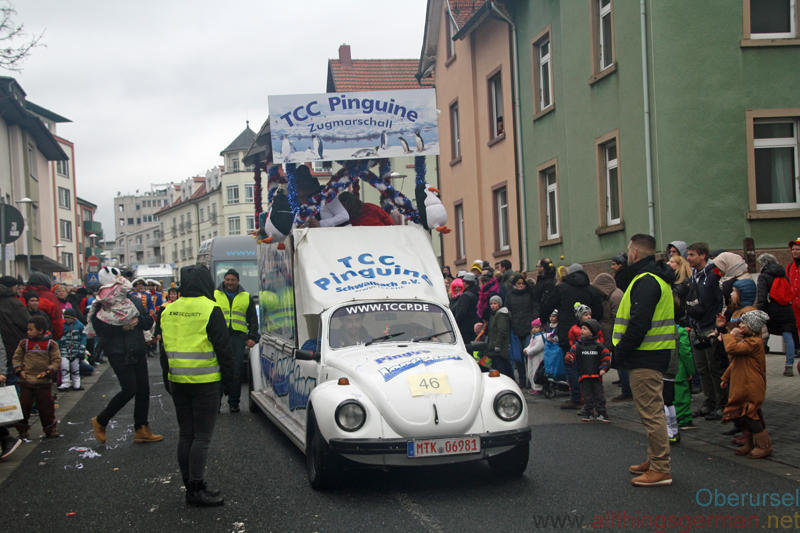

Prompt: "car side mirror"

[295,349,320,362]
[465,341,486,352]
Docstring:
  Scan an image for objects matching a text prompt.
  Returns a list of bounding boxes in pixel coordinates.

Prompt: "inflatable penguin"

[423,184,451,234]
[259,190,294,249]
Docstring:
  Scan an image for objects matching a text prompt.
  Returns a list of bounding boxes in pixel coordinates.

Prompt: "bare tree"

[0,2,44,72]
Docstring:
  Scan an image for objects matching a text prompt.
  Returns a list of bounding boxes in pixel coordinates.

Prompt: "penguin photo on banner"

[399,136,412,154]
[312,133,324,160]
[414,131,425,152]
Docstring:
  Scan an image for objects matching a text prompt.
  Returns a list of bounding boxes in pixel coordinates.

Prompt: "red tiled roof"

[328,59,431,92]
[190,182,206,199]
[449,0,486,29]
[156,196,181,215]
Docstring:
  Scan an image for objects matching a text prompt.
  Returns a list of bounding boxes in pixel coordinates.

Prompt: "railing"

[180,248,186,260]
[210,213,217,224]
[179,223,185,235]
[129,243,143,252]
[187,247,193,259]
[172,251,178,262]
[146,238,160,247]
[171,227,177,237]
[185,221,192,232]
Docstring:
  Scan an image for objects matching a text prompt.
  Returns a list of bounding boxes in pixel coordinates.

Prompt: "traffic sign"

[0,204,24,243]
[87,255,100,267]
[87,272,99,285]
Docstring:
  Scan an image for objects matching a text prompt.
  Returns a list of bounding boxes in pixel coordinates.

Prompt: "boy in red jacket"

[565,319,611,422]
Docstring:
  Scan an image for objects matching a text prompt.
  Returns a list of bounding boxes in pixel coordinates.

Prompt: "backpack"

[769,276,793,306]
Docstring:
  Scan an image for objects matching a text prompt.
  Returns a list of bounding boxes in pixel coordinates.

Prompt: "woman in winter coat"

[591,273,623,353]
[486,295,513,380]
[505,274,537,387]
[713,252,751,309]
[668,255,693,328]
[476,275,501,324]
[54,284,86,325]
[756,253,799,376]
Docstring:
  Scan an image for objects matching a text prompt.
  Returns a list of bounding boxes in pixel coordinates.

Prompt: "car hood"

[325,344,483,437]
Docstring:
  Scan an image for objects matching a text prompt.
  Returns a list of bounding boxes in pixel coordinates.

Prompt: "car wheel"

[248,370,259,413]
[307,410,339,490]
[487,443,530,477]
[543,386,555,399]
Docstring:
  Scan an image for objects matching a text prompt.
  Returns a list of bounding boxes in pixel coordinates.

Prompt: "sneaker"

[560,400,581,410]
[669,433,681,445]
[1,436,21,460]
[596,413,610,423]
[632,470,672,487]
[629,460,650,474]
[582,414,595,422]
[576,407,590,417]
[784,366,794,377]
[611,394,634,402]
[680,422,699,431]
[529,390,541,395]
[72,386,85,391]
[704,408,723,421]
[692,405,712,418]
[57,386,70,392]
[229,404,240,413]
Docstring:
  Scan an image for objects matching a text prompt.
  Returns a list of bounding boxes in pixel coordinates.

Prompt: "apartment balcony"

[129,243,144,252]
[172,251,178,262]
[185,222,192,232]
[171,227,177,238]
[180,248,186,260]
[83,220,103,236]
[146,238,160,248]
[179,223,185,235]
[187,247,193,259]
[210,213,217,225]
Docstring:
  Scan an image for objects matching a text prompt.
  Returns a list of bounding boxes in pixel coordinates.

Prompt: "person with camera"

[685,242,727,421]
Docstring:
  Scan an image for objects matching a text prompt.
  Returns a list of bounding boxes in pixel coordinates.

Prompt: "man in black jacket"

[686,242,726,421]
[533,258,556,320]
[614,234,675,487]
[453,273,480,343]
[540,263,604,408]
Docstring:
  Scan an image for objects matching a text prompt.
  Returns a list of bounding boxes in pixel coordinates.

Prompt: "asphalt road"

[2,358,800,533]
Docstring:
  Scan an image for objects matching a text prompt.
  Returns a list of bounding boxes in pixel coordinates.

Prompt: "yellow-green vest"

[214,289,250,334]
[613,272,676,350]
[161,296,221,383]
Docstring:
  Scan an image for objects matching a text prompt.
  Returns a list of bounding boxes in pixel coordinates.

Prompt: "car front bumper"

[328,427,531,456]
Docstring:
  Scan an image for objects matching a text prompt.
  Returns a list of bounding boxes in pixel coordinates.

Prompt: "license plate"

[407,436,481,458]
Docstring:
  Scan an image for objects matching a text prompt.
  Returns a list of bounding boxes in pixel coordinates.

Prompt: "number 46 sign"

[407,373,452,397]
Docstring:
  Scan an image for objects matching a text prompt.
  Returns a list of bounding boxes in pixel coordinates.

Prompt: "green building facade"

[506,0,800,269]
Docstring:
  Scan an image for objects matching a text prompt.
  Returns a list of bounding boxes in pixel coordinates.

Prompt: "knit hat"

[224,268,240,280]
[582,319,601,336]
[567,263,584,274]
[63,308,77,318]
[733,278,757,307]
[0,275,19,287]
[757,253,778,268]
[490,295,503,306]
[740,310,769,333]
[531,318,541,328]
[23,290,38,302]
[574,302,591,319]
[611,252,628,266]
[789,238,800,248]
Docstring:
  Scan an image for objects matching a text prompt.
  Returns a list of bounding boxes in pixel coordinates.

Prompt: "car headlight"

[493,391,523,422]
[335,400,366,432]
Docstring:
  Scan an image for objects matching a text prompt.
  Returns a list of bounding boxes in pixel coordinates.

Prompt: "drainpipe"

[488,2,527,272]
[640,0,656,237]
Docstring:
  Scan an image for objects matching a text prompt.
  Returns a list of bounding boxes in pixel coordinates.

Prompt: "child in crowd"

[545,310,559,342]
[720,310,771,459]
[523,319,546,395]
[568,303,604,347]
[13,315,61,439]
[486,295,513,380]
[663,322,696,442]
[565,319,611,422]
[24,291,52,333]
[58,308,87,392]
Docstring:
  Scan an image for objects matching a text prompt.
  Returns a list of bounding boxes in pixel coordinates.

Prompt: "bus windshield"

[329,302,456,349]
[213,260,259,294]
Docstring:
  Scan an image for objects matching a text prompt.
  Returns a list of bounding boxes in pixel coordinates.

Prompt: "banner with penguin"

[269,89,439,164]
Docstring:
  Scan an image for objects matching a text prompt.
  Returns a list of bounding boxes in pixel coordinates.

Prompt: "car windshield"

[329,302,456,349]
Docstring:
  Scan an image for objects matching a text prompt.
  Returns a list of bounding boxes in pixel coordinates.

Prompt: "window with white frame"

[246,215,255,233]
[60,219,72,241]
[58,187,71,209]
[749,0,797,39]
[245,183,254,203]
[598,0,614,69]
[534,33,553,113]
[61,252,73,271]
[227,184,239,204]
[450,101,461,161]
[232,158,240,172]
[56,160,69,177]
[28,145,37,180]
[455,202,465,261]
[542,167,559,240]
[494,186,509,251]
[228,216,241,235]
[446,11,457,60]
[754,118,799,209]
[604,141,621,225]
[489,72,504,139]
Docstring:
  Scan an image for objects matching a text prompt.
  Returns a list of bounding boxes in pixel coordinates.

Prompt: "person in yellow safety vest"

[213,268,258,413]
[157,264,234,507]
[613,234,676,488]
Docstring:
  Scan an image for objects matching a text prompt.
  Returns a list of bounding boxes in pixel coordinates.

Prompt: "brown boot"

[747,430,773,459]
[734,430,754,456]
[91,417,106,444]
[134,425,163,443]
[629,460,650,474]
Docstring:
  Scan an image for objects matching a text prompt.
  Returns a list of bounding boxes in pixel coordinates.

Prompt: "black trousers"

[170,381,221,483]
[97,354,150,429]
[579,378,606,414]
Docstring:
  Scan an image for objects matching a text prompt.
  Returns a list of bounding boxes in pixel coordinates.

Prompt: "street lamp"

[15,197,33,277]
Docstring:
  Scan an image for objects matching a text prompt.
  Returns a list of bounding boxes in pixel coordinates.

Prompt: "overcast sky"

[12,0,428,239]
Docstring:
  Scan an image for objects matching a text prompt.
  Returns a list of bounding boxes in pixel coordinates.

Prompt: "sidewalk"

[603,353,799,468]
[0,361,112,485]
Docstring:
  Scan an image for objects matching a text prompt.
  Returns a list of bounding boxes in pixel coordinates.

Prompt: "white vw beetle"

[249,226,531,489]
